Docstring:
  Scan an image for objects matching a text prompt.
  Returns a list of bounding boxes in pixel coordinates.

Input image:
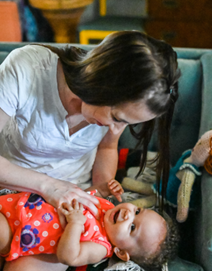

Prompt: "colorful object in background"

[23,4,38,41]
[28,0,94,43]
[0,2,22,41]
[118,148,129,169]
[78,0,144,44]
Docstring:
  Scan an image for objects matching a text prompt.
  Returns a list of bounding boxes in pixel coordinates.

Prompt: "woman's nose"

[109,123,127,135]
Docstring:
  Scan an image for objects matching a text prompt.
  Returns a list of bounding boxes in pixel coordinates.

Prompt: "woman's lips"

[96,121,103,126]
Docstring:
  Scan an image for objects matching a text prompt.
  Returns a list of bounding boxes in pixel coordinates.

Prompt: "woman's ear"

[113,247,130,262]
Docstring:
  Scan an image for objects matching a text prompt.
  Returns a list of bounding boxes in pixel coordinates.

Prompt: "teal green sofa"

[0,42,210,271]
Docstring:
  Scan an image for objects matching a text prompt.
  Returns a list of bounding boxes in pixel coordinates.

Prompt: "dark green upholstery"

[78,16,144,31]
[0,42,209,271]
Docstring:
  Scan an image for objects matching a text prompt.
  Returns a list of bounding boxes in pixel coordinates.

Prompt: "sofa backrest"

[119,48,212,166]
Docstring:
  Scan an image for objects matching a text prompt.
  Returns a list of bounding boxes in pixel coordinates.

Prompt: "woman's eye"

[135,208,140,215]
[131,223,135,231]
[112,116,121,123]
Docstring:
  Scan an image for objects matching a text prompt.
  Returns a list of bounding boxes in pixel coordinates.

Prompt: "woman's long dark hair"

[42,31,180,211]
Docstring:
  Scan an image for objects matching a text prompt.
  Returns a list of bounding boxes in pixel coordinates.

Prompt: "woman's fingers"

[57,208,67,229]
[79,202,84,211]
[49,181,100,219]
[77,197,100,220]
[76,188,101,208]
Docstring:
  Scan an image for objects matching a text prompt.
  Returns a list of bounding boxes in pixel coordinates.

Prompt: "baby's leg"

[0,213,12,256]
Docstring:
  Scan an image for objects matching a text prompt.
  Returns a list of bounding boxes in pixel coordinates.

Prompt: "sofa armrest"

[195,172,212,271]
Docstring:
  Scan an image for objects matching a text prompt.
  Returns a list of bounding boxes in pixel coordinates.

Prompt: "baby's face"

[104,203,167,258]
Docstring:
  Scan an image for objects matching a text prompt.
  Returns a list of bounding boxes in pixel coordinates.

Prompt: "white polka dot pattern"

[12,253,19,258]
[6,212,10,217]
[14,220,20,226]
[42,231,48,237]
[53,223,59,229]
[39,246,44,252]
[0,190,114,260]
[50,240,56,246]
[34,221,40,226]
[94,225,99,231]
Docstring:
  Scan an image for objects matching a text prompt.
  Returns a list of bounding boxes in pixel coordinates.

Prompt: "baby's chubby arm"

[57,199,107,266]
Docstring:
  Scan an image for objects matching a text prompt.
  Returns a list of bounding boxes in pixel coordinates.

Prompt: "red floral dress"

[0,191,114,261]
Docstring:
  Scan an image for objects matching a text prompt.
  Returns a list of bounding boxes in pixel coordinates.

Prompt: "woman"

[0,31,179,270]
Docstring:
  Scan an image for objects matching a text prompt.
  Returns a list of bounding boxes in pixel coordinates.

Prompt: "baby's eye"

[131,223,135,231]
[135,208,140,215]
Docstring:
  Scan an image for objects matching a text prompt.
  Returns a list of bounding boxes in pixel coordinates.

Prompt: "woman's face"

[81,100,156,135]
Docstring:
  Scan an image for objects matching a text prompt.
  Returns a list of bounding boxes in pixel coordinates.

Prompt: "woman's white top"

[0,45,108,189]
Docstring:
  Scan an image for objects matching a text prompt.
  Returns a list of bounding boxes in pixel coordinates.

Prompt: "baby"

[0,180,179,270]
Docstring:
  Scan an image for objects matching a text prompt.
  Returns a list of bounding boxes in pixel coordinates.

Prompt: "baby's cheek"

[113,232,128,247]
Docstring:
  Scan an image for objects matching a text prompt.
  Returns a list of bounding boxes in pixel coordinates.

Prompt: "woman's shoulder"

[5,45,58,70]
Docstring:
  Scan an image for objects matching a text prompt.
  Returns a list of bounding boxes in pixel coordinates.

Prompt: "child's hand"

[59,199,87,226]
[108,179,124,202]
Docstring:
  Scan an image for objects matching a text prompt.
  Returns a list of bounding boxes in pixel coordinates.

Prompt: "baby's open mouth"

[114,210,120,223]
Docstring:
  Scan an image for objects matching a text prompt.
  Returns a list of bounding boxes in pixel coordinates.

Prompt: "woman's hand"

[41,179,100,226]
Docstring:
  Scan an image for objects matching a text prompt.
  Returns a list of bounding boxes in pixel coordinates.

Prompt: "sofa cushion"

[194,53,212,271]
[168,257,204,271]
[169,58,202,165]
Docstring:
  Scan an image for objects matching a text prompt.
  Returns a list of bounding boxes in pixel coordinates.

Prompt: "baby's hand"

[59,199,87,225]
[108,179,124,202]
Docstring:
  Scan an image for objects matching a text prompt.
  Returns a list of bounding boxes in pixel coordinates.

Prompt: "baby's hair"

[130,210,179,271]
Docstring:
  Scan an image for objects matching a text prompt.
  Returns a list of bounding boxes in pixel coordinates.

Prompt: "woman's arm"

[91,127,125,198]
[0,109,100,219]
[57,200,107,266]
